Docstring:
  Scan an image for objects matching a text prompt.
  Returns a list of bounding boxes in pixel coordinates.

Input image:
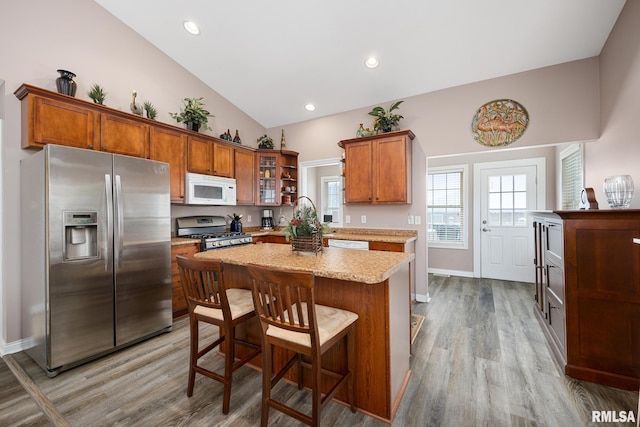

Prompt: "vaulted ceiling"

[95,0,625,128]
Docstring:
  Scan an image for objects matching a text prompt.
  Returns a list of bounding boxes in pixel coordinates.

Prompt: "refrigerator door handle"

[114,174,124,269]
[105,174,113,272]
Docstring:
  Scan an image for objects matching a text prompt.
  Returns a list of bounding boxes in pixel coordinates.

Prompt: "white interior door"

[478,162,541,282]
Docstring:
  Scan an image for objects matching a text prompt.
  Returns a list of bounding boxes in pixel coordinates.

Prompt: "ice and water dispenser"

[63,211,98,261]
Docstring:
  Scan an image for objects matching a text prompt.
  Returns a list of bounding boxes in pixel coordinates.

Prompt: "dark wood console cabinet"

[532,210,640,390]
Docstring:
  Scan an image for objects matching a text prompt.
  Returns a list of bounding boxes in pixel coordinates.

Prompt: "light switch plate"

[346,215,351,224]
[247,215,252,223]
[415,215,421,225]
[361,215,367,224]
[408,215,414,225]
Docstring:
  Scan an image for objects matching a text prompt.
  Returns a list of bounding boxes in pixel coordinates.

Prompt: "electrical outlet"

[408,215,414,225]
[247,215,252,223]
[361,215,367,224]
[415,215,421,225]
[345,215,351,224]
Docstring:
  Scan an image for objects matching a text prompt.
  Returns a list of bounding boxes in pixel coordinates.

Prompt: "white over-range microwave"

[185,173,237,206]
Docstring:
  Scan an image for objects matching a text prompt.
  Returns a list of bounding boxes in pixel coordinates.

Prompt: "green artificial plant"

[169,97,213,131]
[368,100,404,133]
[87,83,107,105]
[143,101,157,120]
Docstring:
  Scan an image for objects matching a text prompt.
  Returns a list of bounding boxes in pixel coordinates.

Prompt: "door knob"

[482,227,492,232]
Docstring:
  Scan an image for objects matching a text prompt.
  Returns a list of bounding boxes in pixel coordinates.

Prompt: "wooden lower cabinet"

[252,234,288,244]
[170,243,199,318]
[531,210,640,390]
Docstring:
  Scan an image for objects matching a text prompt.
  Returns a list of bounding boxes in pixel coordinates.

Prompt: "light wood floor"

[1,275,638,426]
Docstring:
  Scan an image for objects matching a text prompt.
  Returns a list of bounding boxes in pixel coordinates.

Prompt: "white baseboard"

[415,293,430,303]
[0,337,30,356]
[428,268,474,278]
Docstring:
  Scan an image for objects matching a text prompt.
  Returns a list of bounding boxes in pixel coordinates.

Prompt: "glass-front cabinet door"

[256,150,279,206]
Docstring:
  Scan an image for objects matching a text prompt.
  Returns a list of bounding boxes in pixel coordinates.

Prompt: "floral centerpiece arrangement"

[282,197,328,254]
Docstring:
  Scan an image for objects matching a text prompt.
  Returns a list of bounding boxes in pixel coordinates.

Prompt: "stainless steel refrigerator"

[21,144,172,376]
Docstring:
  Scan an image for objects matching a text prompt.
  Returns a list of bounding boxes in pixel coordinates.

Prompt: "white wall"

[589,0,640,207]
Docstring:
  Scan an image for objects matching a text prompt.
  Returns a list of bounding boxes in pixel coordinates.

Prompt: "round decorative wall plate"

[471,99,529,147]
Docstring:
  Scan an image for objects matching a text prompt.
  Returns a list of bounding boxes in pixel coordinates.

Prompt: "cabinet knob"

[102,147,107,151]
[88,144,94,149]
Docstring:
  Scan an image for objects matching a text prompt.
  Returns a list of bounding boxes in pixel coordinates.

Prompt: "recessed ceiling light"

[364,56,379,69]
[305,103,316,112]
[183,20,200,35]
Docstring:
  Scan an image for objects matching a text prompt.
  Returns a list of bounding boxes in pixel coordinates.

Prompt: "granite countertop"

[171,237,201,247]
[172,227,417,247]
[248,227,417,244]
[194,243,414,284]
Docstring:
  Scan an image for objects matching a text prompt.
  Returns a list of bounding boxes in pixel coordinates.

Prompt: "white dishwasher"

[327,239,369,250]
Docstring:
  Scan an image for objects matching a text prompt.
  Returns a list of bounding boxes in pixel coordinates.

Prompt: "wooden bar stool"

[176,255,261,414]
[247,264,358,427]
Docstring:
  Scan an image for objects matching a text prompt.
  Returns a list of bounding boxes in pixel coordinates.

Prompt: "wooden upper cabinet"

[343,140,374,203]
[149,126,187,203]
[14,84,260,203]
[25,93,96,150]
[235,148,255,205]
[187,136,212,175]
[213,142,234,178]
[340,130,414,204]
[99,114,149,158]
[375,135,411,203]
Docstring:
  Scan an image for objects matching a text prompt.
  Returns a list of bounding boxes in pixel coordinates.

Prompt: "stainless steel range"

[176,216,252,251]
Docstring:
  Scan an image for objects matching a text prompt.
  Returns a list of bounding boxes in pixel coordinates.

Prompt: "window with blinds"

[560,144,584,210]
[427,165,467,248]
[321,176,342,226]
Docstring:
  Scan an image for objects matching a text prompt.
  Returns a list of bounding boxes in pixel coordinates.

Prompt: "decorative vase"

[603,175,634,208]
[55,69,77,97]
[186,122,200,132]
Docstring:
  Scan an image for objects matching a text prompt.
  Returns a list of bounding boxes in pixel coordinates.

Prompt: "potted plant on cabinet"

[169,97,213,132]
[87,83,107,105]
[368,100,404,133]
[257,134,274,149]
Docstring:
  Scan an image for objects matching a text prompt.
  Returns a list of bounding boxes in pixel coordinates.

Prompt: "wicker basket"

[290,196,324,254]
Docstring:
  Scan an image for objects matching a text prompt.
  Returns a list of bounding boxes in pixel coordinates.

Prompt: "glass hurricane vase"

[603,175,634,208]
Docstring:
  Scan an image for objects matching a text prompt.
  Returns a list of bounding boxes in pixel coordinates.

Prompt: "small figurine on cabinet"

[130,90,144,116]
[281,129,286,149]
[579,188,599,210]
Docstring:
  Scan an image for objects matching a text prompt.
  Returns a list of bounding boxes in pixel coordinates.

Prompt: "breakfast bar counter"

[195,243,414,423]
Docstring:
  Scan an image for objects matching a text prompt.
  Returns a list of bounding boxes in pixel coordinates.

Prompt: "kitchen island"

[195,243,414,423]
